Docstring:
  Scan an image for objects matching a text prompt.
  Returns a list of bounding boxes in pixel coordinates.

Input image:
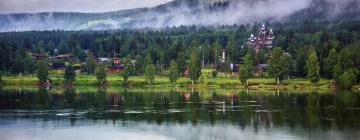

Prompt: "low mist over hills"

[0,0,359,32]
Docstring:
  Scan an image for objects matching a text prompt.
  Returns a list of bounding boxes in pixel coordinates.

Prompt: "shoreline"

[1,75,358,92]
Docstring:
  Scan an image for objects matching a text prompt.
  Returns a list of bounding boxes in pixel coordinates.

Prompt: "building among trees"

[247,24,274,53]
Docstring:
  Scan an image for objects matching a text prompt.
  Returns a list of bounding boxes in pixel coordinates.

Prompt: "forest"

[0,20,359,88]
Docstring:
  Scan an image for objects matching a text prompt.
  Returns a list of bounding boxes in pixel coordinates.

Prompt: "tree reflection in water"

[0,87,359,138]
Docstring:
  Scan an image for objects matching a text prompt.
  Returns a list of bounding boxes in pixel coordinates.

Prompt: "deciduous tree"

[169,60,179,85]
[96,65,107,86]
[144,64,155,85]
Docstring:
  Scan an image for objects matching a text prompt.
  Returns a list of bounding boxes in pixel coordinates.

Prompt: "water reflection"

[0,87,359,140]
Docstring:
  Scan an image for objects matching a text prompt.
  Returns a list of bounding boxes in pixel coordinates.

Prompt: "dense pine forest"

[0,20,359,88]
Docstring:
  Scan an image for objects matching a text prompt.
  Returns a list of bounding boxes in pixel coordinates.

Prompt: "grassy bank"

[1,73,334,90]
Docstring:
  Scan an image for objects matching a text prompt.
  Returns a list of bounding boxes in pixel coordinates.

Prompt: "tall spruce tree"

[169,60,179,86]
[37,60,49,84]
[323,48,337,79]
[144,64,155,85]
[122,57,132,85]
[239,54,253,85]
[177,52,186,76]
[64,64,76,85]
[189,49,201,86]
[306,51,320,84]
[85,53,96,74]
[268,48,288,84]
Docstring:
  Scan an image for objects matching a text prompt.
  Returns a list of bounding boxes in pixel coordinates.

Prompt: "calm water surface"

[0,87,359,140]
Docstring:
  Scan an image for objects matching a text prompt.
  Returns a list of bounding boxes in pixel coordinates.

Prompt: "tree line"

[0,20,359,88]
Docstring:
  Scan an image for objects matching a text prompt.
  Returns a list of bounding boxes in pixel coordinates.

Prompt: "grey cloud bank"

[0,0,173,13]
[0,0,359,32]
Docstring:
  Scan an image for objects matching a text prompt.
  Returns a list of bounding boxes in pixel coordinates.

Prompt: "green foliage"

[338,69,357,89]
[169,60,179,85]
[199,74,206,86]
[226,37,237,63]
[333,63,343,82]
[0,71,2,84]
[0,20,359,89]
[281,54,293,79]
[36,60,49,84]
[176,52,186,76]
[144,64,155,85]
[96,64,107,86]
[189,49,201,85]
[144,53,152,66]
[11,45,37,75]
[306,51,320,84]
[64,64,76,84]
[268,47,293,84]
[85,53,96,74]
[323,48,338,79]
[212,71,218,78]
[239,54,253,85]
[212,41,221,65]
[295,47,307,77]
[134,55,144,75]
[122,57,132,85]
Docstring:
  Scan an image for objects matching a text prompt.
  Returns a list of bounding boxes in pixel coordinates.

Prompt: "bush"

[212,71,218,78]
[96,65,107,86]
[64,65,76,84]
[338,70,357,89]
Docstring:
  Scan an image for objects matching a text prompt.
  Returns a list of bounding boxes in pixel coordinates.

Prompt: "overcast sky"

[0,0,173,14]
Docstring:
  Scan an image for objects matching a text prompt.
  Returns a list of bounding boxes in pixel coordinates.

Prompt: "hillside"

[0,0,359,32]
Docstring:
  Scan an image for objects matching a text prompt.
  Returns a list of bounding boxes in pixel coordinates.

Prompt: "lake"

[0,87,359,140]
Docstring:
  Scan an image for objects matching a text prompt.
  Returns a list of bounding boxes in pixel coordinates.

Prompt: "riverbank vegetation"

[0,20,359,89]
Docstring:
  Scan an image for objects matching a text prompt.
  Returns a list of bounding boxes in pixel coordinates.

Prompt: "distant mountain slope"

[0,0,359,32]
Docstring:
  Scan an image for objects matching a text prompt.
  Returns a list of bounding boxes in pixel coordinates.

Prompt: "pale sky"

[0,0,173,14]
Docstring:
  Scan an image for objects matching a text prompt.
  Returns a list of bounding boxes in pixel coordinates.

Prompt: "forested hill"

[0,0,359,32]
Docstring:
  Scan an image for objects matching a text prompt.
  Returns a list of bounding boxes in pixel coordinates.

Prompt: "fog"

[136,0,359,28]
[0,0,173,13]
[0,0,359,31]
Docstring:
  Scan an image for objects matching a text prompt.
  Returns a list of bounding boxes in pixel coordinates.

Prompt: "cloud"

[0,0,173,13]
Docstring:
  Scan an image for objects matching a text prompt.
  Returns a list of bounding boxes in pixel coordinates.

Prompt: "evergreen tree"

[323,48,337,79]
[177,52,186,76]
[212,41,221,65]
[134,55,143,75]
[58,40,70,54]
[280,54,293,79]
[97,45,104,57]
[96,64,107,86]
[338,69,357,89]
[239,54,253,85]
[268,48,286,84]
[226,37,237,63]
[306,51,320,84]
[122,57,132,85]
[85,53,96,74]
[333,63,343,82]
[144,64,155,85]
[36,60,49,84]
[295,47,306,76]
[169,60,179,85]
[189,49,201,85]
[144,53,152,66]
[64,64,76,84]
